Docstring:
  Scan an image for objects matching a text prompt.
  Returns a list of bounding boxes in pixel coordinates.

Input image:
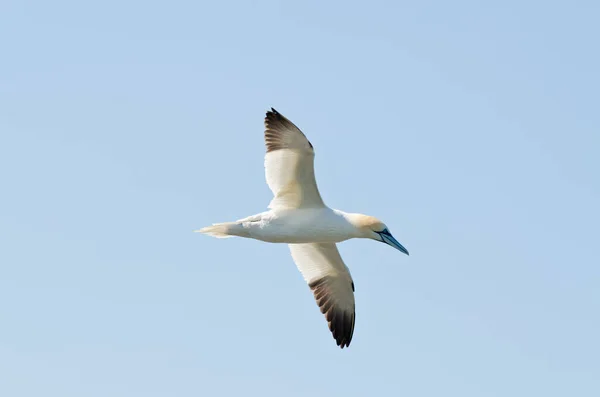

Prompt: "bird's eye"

[378,228,391,236]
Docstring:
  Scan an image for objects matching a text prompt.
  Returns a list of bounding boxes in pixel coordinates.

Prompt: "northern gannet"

[197,108,409,348]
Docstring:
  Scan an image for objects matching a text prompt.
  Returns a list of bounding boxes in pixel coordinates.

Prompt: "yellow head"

[346,214,409,255]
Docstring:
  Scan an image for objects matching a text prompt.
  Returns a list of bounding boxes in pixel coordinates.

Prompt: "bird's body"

[197,108,409,348]
[203,208,362,244]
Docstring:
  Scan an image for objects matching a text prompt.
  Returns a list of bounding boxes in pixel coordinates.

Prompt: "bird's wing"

[288,243,356,348]
[264,108,325,209]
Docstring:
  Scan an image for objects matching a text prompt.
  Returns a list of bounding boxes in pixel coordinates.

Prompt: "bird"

[196,108,409,348]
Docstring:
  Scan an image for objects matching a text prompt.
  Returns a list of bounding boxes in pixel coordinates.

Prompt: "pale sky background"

[1,1,599,396]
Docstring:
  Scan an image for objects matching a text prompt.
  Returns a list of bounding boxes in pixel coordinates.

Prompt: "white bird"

[197,108,409,348]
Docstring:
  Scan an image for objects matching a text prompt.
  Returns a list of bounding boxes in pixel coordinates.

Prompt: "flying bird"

[197,108,409,348]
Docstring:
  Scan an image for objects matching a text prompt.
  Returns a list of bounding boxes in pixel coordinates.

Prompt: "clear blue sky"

[1,1,599,396]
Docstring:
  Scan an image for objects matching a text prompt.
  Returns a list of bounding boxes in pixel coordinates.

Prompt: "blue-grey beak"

[378,230,409,256]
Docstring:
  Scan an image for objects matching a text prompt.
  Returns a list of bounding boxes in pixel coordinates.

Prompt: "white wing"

[289,243,356,348]
[264,108,325,209]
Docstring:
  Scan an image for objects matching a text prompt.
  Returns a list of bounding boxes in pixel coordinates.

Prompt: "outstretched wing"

[288,243,356,348]
[264,108,325,209]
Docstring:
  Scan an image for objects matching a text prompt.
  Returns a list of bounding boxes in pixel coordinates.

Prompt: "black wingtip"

[265,108,280,121]
[265,108,281,125]
[265,107,288,126]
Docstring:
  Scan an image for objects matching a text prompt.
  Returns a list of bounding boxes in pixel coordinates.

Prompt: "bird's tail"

[194,222,239,238]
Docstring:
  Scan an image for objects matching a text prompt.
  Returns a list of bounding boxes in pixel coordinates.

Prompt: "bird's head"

[347,214,409,256]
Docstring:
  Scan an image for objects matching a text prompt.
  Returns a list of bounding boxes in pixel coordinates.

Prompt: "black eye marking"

[375,228,391,242]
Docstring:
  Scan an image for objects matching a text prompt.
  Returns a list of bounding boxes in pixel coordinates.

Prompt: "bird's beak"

[381,233,410,256]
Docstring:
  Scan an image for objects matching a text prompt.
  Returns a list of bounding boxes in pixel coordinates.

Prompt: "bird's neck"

[335,211,371,239]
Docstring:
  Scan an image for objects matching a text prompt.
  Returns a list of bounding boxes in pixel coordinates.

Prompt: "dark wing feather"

[264,108,314,153]
[309,276,356,348]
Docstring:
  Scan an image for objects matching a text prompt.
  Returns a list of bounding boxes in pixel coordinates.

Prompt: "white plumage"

[197,108,409,348]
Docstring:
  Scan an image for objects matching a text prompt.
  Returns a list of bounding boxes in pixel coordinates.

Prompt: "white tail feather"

[194,222,236,238]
